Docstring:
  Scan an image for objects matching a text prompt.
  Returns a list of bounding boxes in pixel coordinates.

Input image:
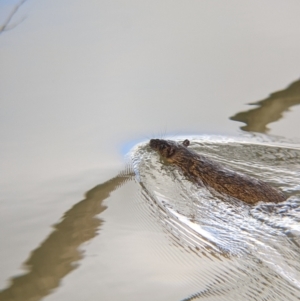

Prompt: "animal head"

[149,138,190,160]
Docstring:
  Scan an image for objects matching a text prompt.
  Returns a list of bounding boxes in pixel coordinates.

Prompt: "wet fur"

[149,139,285,204]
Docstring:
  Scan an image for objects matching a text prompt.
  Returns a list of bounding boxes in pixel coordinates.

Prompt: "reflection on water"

[230,79,300,133]
[0,138,299,300]
[1,0,300,299]
[1,73,300,299]
[0,174,132,301]
[0,0,27,34]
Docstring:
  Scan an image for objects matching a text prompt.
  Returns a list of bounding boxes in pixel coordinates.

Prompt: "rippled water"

[130,134,300,301]
[2,1,300,299]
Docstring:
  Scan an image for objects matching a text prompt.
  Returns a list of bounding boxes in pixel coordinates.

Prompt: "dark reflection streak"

[0,0,28,34]
[181,79,300,301]
[0,173,133,301]
[230,79,300,133]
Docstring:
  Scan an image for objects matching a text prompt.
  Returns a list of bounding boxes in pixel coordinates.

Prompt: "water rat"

[149,138,285,204]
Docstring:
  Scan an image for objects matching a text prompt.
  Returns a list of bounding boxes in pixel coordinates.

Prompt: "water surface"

[1,0,300,300]
[130,134,300,300]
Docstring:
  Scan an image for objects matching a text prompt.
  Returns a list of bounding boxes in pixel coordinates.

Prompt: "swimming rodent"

[149,138,286,204]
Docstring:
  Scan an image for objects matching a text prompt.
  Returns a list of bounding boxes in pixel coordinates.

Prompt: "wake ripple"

[129,134,300,300]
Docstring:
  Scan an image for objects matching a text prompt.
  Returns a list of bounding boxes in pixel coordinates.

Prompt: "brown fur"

[149,139,285,204]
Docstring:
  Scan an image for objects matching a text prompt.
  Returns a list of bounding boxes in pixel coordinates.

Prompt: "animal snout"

[150,139,160,148]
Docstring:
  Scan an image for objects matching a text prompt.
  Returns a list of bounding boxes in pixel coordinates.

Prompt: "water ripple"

[130,134,300,300]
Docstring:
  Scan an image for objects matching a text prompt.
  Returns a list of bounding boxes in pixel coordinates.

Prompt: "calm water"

[1,1,300,300]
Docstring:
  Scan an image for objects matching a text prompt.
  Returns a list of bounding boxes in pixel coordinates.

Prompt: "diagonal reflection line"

[230,78,300,133]
[0,0,28,34]
[0,173,133,301]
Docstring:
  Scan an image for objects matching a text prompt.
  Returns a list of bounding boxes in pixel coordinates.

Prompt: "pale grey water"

[1,0,300,300]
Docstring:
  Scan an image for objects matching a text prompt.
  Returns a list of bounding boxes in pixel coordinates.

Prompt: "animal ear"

[183,139,190,147]
[167,146,175,157]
